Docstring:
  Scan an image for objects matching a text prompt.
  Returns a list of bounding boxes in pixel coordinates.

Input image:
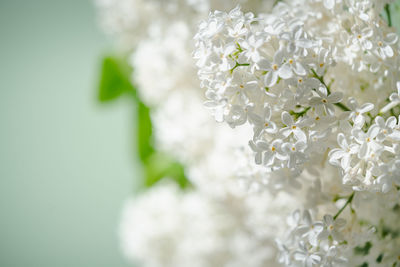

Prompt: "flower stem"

[311,69,351,112]
[335,102,351,112]
[230,62,250,74]
[385,4,392,27]
[311,69,329,93]
[333,192,355,220]
[290,107,311,119]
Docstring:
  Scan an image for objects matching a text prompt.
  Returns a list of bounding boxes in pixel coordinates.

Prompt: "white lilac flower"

[293,242,322,267]
[279,25,315,55]
[309,86,343,116]
[263,139,285,167]
[320,215,346,241]
[225,70,259,105]
[374,32,398,60]
[295,210,324,246]
[308,48,332,77]
[352,124,383,159]
[280,111,308,142]
[347,98,374,127]
[321,246,348,267]
[374,116,398,141]
[279,54,308,78]
[225,104,252,128]
[249,140,271,165]
[276,240,291,266]
[375,161,400,193]
[251,104,278,138]
[281,141,308,169]
[351,25,373,51]
[323,0,336,10]
[241,35,264,63]
[277,209,350,267]
[380,92,400,114]
[258,50,292,88]
[329,133,359,169]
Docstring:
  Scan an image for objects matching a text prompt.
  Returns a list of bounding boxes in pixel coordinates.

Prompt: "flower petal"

[265,71,278,87]
[282,111,293,125]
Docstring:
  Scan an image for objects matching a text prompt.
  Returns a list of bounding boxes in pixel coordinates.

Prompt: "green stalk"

[311,69,351,112]
[333,192,355,220]
[385,4,392,27]
[335,102,351,112]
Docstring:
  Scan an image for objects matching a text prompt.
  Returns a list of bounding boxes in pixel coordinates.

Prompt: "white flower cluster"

[194,1,400,192]
[96,0,274,48]
[329,112,400,193]
[277,201,400,266]
[276,210,348,267]
[97,0,400,266]
[192,0,400,265]
[120,182,297,267]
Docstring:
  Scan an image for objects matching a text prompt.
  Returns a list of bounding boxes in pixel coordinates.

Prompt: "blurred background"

[0,0,136,266]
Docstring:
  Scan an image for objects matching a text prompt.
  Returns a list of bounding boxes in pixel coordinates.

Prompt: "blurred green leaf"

[383,0,400,32]
[137,103,191,189]
[137,101,154,162]
[144,152,190,189]
[393,0,400,33]
[354,242,372,256]
[97,54,191,190]
[98,56,134,102]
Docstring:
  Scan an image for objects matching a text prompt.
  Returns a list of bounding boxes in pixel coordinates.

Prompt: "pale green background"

[0,0,137,266]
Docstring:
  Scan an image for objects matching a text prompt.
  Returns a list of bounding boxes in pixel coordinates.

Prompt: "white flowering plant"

[96,0,400,266]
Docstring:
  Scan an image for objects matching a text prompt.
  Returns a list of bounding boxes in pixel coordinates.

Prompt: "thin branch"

[311,69,351,112]
[385,4,392,27]
[333,192,355,220]
[335,102,351,112]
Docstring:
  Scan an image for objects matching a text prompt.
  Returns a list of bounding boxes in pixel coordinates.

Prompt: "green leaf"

[376,253,384,263]
[137,101,154,162]
[96,54,191,190]
[136,101,190,189]
[98,56,135,102]
[143,152,191,189]
[354,242,372,256]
